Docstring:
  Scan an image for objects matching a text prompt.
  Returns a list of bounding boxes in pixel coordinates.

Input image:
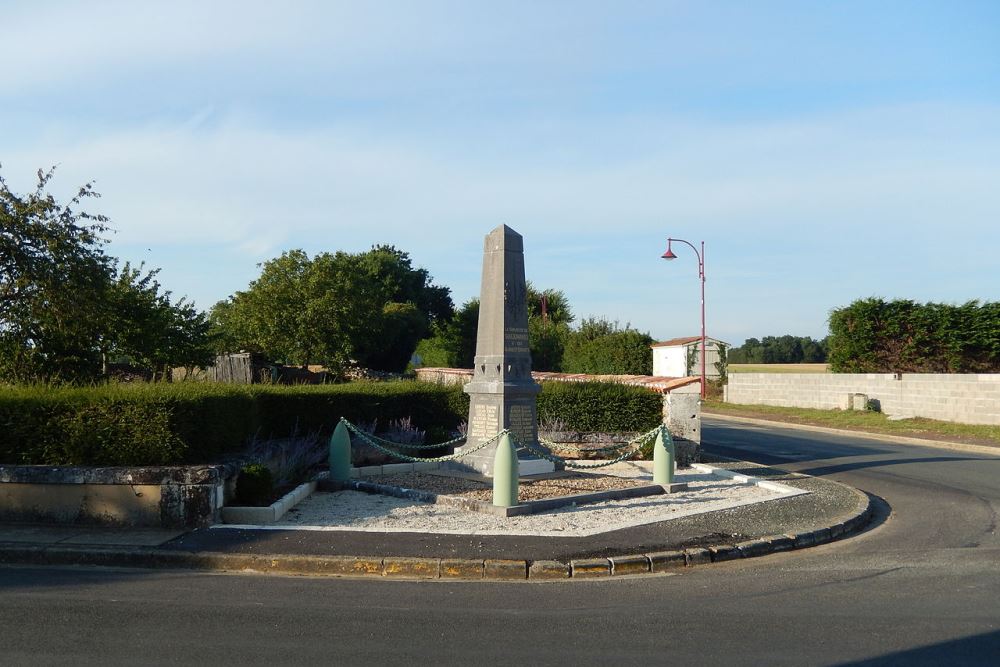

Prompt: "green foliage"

[526,283,574,325]
[728,335,829,364]
[528,318,570,372]
[235,463,274,506]
[561,318,654,375]
[714,343,729,383]
[685,345,698,377]
[212,246,452,373]
[0,381,469,466]
[828,298,1000,373]
[0,166,212,383]
[414,299,479,368]
[536,381,662,432]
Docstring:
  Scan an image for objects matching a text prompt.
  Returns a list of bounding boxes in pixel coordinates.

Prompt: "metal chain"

[538,431,648,453]
[341,419,499,463]
[338,418,467,450]
[338,418,664,468]
[515,426,662,469]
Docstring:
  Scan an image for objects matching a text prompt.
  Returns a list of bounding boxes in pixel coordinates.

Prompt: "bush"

[235,463,274,506]
[0,381,469,466]
[536,381,661,432]
[829,298,1000,373]
[0,379,663,466]
[561,318,654,375]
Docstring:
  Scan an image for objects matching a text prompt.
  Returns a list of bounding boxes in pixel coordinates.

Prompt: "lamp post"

[662,238,707,399]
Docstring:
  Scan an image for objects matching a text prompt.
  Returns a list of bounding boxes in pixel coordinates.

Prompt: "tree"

[0,167,113,381]
[213,246,453,373]
[414,299,479,368]
[0,166,212,382]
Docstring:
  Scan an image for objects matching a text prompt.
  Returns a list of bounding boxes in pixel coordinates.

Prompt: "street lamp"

[662,238,707,399]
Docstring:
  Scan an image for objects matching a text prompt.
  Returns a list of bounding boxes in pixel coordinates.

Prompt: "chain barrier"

[338,418,663,468]
[516,426,662,469]
[539,438,638,453]
[341,419,499,463]
[339,420,467,450]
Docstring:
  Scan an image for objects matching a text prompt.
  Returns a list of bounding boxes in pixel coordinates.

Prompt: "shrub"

[235,463,274,506]
[536,381,661,432]
[561,318,654,375]
[0,381,468,466]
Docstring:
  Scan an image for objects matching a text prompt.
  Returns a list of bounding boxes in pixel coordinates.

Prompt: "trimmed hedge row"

[537,381,663,432]
[0,379,663,466]
[0,382,467,466]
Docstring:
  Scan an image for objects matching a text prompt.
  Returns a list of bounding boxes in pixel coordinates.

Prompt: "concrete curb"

[0,482,874,581]
[704,412,1000,456]
[221,481,317,524]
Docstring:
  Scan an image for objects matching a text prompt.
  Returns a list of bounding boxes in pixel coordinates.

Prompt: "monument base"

[448,453,555,477]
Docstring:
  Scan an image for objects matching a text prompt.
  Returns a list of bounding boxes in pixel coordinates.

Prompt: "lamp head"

[661,239,677,260]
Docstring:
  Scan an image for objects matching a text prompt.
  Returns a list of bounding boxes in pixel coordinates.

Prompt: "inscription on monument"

[504,326,530,353]
[508,404,535,445]
[468,404,499,440]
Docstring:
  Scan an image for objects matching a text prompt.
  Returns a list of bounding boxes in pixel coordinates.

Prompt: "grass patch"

[703,399,1000,447]
[728,364,830,374]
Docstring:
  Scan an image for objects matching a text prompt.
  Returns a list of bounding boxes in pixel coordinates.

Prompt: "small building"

[651,336,728,378]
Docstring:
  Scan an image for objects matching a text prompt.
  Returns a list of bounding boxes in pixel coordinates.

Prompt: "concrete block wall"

[725,373,1000,426]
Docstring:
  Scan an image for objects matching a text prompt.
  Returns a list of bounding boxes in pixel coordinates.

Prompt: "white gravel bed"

[217,462,809,538]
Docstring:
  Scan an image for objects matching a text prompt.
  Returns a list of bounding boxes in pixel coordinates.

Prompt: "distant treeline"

[728,335,829,364]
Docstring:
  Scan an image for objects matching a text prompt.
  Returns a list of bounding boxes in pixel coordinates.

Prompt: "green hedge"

[0,381,468,466]
[829,298,1000,373]
[536,381,662,432]
[0,379,661,466]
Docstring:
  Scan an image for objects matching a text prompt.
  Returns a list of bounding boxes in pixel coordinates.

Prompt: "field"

[728,363,830,374]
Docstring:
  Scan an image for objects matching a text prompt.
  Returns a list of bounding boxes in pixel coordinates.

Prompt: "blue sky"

[3,1,999,346]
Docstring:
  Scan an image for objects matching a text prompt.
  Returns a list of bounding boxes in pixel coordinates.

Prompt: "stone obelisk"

[454,225,554,476]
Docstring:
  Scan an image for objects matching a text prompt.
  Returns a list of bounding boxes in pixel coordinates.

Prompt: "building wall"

[652,342,722,378]
[725,373,1000,426]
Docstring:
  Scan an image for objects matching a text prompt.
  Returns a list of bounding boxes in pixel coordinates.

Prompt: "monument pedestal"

[452,225,554,477]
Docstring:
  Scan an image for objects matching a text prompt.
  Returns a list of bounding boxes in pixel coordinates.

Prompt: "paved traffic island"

[0,458,874,580]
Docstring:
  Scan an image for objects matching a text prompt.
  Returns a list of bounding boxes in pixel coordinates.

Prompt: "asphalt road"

[2,417,999,666]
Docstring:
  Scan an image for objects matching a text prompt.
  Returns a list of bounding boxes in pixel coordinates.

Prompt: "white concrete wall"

[652,343,721,378]
[653,347,687,377]
[725,373,1000,426]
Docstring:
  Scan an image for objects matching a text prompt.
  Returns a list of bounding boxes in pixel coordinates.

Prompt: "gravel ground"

[374,471,644,502]
[262,462,809,537]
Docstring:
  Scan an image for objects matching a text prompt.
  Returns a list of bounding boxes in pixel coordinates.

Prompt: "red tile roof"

[650,336,703,348]
[413,367,701,394]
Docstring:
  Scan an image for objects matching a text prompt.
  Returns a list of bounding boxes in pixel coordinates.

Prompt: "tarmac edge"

[0,481,874,582]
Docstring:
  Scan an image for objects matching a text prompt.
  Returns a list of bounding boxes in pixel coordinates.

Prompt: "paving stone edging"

[0,481,873,581]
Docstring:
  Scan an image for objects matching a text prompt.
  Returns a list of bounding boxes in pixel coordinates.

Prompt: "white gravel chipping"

[218,462,808,538]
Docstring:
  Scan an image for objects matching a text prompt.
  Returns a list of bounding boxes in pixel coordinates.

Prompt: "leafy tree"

[0,166,212,383]
[729,334,828,364]
[0,167,113,381]
[526,283,573,325]
[213,246,452,373]
[414,299,479,368]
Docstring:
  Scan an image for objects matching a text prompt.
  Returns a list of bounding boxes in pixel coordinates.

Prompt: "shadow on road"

[835,628,1000,666]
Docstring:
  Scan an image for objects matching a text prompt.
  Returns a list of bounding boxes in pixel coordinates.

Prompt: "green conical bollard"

[653,426,676,485]
[492,433,519,507]
[329,420,352,483]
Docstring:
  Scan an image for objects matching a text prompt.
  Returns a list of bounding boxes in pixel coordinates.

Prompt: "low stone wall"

[725,373,1000,425]
[0,465,238,527]
[540,430,698,467]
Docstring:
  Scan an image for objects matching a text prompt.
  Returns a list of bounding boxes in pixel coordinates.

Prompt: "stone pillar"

[453,225,554,476]
[662,391,701,466]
